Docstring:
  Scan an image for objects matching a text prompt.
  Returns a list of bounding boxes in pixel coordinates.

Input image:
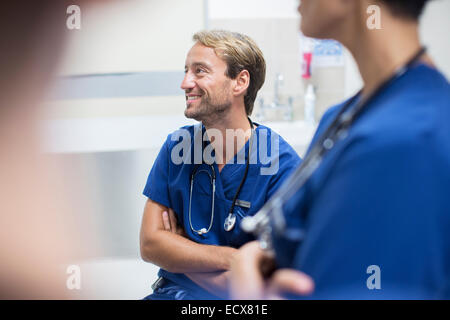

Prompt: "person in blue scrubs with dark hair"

[139,30,301,300]
[231,0,450,299]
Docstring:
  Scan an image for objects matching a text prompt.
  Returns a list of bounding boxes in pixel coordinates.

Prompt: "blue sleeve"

[266,140,302,201]
[294,136,450,299]
[143,135,172,208]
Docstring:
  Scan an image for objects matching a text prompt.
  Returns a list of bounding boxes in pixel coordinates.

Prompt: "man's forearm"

[140,230,237,273]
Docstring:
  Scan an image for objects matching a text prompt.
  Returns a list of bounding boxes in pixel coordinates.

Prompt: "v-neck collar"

[201,123,260,200]
[213,123,259,178]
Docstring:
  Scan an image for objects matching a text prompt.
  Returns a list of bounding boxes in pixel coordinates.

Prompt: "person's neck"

[203,105,252,171]
[345,18,423,97]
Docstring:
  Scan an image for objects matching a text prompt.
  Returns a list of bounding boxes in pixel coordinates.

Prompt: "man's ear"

[233,70,250,97]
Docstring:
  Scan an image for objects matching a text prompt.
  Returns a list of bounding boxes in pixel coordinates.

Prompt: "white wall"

[209,0,298,19]
[420,0,450,79]
[59,0,204,75]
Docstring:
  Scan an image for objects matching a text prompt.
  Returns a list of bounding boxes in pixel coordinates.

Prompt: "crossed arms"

[140,198,315,299]
[139,199,236,296]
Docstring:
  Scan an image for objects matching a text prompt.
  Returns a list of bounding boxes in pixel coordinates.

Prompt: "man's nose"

[181,72,195,91]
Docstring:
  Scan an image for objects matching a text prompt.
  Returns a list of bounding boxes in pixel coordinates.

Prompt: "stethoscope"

[241,47,427,252]
[188,118,255,236]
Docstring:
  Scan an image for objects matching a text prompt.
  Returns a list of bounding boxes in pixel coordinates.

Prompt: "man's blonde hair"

[193,30,266,116]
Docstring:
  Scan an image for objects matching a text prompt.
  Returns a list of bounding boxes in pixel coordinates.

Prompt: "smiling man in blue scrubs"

[139,30,301,300]
[231,0,450,299]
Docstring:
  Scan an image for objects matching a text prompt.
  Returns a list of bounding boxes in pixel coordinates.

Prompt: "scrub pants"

[143,282,197,300]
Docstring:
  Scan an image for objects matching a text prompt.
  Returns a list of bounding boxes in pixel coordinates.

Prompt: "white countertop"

[44,115,316,154]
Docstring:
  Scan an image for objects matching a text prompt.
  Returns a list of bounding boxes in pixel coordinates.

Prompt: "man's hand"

[161,208,187,237]
[230,241,314,300]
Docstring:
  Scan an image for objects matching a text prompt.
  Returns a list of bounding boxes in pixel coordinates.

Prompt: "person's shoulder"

[253,123,301,160]
[322,103,344,121]
[397,63,450,105]
[164,123,200,149]
[349,64,450,148]
[378,63,449,115]
[412,63,450,92]
[170,123,200,137]
[319,96,357,129]
[303,96,357,153]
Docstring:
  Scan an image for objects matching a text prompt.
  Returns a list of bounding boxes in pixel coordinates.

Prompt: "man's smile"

[186,94,202,105]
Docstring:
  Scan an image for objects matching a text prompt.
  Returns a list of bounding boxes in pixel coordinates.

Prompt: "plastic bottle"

[304,84,316,125]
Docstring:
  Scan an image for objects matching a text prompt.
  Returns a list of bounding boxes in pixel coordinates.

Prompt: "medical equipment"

[241,47,427,258]
[188,119,255,236]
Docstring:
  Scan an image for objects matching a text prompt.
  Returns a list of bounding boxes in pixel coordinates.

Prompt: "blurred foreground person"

[0,1,97,299]
[231,0,450,299]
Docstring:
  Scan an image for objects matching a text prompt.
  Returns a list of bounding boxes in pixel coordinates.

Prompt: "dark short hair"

[378,0,432,20]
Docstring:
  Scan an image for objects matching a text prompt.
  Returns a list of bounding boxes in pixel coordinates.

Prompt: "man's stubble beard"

[184,84,232,126]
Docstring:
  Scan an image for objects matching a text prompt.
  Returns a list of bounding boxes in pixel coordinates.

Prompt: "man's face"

[181,42,233,123]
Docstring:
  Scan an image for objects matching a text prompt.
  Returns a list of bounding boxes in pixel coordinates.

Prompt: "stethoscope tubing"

[188,118,255,236]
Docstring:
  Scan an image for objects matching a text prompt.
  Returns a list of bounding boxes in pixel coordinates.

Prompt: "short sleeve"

[143,135,172,208]
[266,139,302,201]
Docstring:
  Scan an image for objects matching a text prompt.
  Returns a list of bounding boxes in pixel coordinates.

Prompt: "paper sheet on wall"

[312,39,344,67]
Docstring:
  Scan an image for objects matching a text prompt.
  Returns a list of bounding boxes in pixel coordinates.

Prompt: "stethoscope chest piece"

[224,213,236,232]
[197,228,208,236]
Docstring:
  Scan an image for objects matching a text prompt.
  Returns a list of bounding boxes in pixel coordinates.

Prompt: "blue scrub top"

[276,63,450,299]
[143,122,301,299]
